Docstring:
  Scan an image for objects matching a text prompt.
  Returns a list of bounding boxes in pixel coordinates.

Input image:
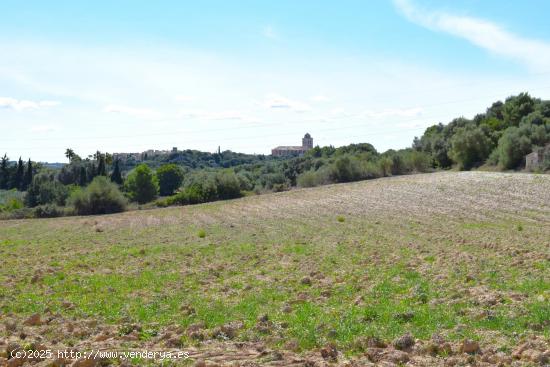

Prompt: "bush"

[125,164,159,204]
[497,127,533,169]
[449,127,493,170]
[25,171,69,207]
[156,164,184,196]
[69,176,127,215]
[33,204,65,218]
[215,171,242,199]
[297,170,321,188]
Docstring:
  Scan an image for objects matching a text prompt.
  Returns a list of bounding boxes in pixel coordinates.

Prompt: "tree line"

[1,92,548,219]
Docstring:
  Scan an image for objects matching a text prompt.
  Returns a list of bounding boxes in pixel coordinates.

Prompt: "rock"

[393,333,415,350]
[282,304,292,313]
[365,348,385,362]
[258,314,269,323]
[301,277,312,286]
[23,313,42,326]
[460,339,480,354]
[320,343,338,361]
[193,360,207,367]
[384,350,410,364]
[4,320,17,332]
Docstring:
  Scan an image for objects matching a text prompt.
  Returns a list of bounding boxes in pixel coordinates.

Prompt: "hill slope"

[1,172,549,366]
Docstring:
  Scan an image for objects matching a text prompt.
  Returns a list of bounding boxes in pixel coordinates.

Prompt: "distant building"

[525,144,550,171]
[272,133,313,157]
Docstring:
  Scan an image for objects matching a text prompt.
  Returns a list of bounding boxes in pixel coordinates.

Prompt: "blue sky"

[1,0,550,162]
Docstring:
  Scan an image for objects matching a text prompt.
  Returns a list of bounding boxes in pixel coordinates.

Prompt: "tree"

[110,159,123,185]
[497,127,532,169]
[69,176,127,215]
[96,151,106,176]
[124,164,159,204]
[449,127,493,170]
[0,154,9,190]
[156,164,184,196]
[13,157,25,190]
[65,148,81,162]
[79,166,87,186]
[23,159,33,190]
[25,171,69,207]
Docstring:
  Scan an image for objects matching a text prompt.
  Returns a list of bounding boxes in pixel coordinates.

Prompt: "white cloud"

[261,94,311,112]
[0,97,60,111]
[104,104,161,119]
[393,0,550,71]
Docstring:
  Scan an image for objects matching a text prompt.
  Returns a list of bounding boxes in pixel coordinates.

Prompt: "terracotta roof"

[272,146,305,151]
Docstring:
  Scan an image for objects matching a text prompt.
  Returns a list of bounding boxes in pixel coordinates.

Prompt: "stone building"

[272,133,314,157]
[525,144,550,171]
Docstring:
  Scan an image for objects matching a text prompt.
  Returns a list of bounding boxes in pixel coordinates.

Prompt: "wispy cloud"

[261,94,311,112]
[0,97,60,111]
[393,0,550,71]
[104,104,161,119]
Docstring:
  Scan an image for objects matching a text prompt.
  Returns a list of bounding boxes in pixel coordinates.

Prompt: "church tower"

[302,133,313,149]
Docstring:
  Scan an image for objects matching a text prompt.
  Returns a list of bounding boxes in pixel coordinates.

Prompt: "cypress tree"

[23,159,33,190]
[0,154,8,190]
[110,160,123,185]
[79,166,87,186]
[97,154,106,176]
[14,157,24,190]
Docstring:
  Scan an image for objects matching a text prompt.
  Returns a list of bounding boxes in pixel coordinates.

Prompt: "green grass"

[1,172,549,356]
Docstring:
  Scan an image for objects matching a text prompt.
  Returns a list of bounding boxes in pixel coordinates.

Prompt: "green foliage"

[198,229,206,238]
[415,93,550,170]
[33,204,65,218]
[25,171,69,207]
[449,127,493,170]
[69,176,127,215]
[156,171,242,207]
[110,160,123,185]
[496,127,533,169]
[156,163,184,196]
[124,164,159,204]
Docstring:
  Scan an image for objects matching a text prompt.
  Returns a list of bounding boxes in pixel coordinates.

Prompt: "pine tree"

[110,160,123,185]
[0,154,10,190]
[13,157,24,190]
[23,159,33,190]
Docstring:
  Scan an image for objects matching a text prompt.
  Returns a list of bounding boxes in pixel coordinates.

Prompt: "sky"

[1,0,550,162]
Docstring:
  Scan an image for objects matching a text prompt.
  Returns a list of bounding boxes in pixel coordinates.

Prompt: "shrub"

[69,176,127,215]
[25,171,69,207]
[198,229,206,238]
[156,164,184,196]
[124,164,159,204]
[297,170,321,188]
[0,197,23,212]
[449,127,493,170]
[214,171,241,199]
[33,204,65,218]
